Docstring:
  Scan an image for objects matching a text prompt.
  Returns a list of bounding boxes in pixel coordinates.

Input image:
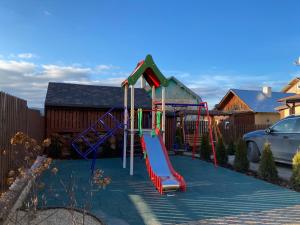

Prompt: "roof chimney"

[263,86,272,97]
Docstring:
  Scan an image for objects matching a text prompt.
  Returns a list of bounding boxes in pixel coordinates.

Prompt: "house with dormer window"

[216,87,293,125]
[276,78,300,118]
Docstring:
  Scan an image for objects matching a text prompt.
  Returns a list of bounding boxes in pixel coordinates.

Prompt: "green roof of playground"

[122,55,168,87]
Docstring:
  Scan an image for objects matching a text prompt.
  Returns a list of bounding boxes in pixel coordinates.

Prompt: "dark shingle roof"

[45,82,152,109]
[231,89,294,113]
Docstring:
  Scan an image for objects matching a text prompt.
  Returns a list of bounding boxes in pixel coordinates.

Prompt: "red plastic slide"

[140,130,186,194]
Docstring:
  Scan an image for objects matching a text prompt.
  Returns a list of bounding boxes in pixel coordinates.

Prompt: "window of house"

[232,104,240,110]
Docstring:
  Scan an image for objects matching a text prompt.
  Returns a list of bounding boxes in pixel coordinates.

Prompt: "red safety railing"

[155,129,186,192]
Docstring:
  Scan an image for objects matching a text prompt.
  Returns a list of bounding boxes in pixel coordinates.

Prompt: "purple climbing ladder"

[72,107,123,171]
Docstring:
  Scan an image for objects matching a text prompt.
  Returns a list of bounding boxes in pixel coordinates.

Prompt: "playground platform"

[39,156,300,225]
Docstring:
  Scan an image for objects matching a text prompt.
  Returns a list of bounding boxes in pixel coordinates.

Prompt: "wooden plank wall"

[45,107,176,150]
[165,116,176,150]
[45,108,151,135]
[230,112,255,125]
[0,92,44,193]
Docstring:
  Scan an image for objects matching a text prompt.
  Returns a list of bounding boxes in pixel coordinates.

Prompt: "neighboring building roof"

[122,54,168,87]
[281,77,300,92]
[45,82,152,109]
[168,76,202,102]
[274,104,289,111]
[275,94,300,111]
[278,94,300,103]
[218,89,294,113]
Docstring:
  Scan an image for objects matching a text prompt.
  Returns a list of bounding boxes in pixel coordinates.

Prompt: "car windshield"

[272,118,297,133]
[294,118,300,133]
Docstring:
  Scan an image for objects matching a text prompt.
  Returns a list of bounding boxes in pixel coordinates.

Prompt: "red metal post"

[192,106,201,159]
[205,102,217,167]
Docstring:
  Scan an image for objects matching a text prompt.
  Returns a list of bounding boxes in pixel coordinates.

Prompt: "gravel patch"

[5,207,104,225]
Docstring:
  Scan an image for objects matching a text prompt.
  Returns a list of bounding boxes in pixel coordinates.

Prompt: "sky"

[0,0,300,109]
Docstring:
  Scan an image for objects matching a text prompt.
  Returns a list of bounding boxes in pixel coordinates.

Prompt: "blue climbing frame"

[71,107,123,173]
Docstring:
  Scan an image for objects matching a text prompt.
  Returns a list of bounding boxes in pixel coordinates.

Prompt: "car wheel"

[247,141,260,162]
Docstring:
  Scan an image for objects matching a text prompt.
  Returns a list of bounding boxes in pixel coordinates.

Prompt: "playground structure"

[121,55,169,176]
[72,54,217,194]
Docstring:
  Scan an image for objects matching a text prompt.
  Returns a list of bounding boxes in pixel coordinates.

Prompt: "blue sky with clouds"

[0,0,300,108]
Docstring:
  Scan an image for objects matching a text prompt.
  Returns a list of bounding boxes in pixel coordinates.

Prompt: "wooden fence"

[182,121,208,148]
[184,120,270,145]
[218,123,269,144]
[0,92,44,193]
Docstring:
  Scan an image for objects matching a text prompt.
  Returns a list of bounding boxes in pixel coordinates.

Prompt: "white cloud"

[8,53,37,59]
[0,59,35,73]
[94,64,120,74]
[40,64,92,79]
[17,53,36,59]
[95,64,113,71]
[0,59,125,108]
[186,73,291,108]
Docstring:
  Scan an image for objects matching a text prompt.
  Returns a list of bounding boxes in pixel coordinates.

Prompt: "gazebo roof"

[122,55,168,87]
